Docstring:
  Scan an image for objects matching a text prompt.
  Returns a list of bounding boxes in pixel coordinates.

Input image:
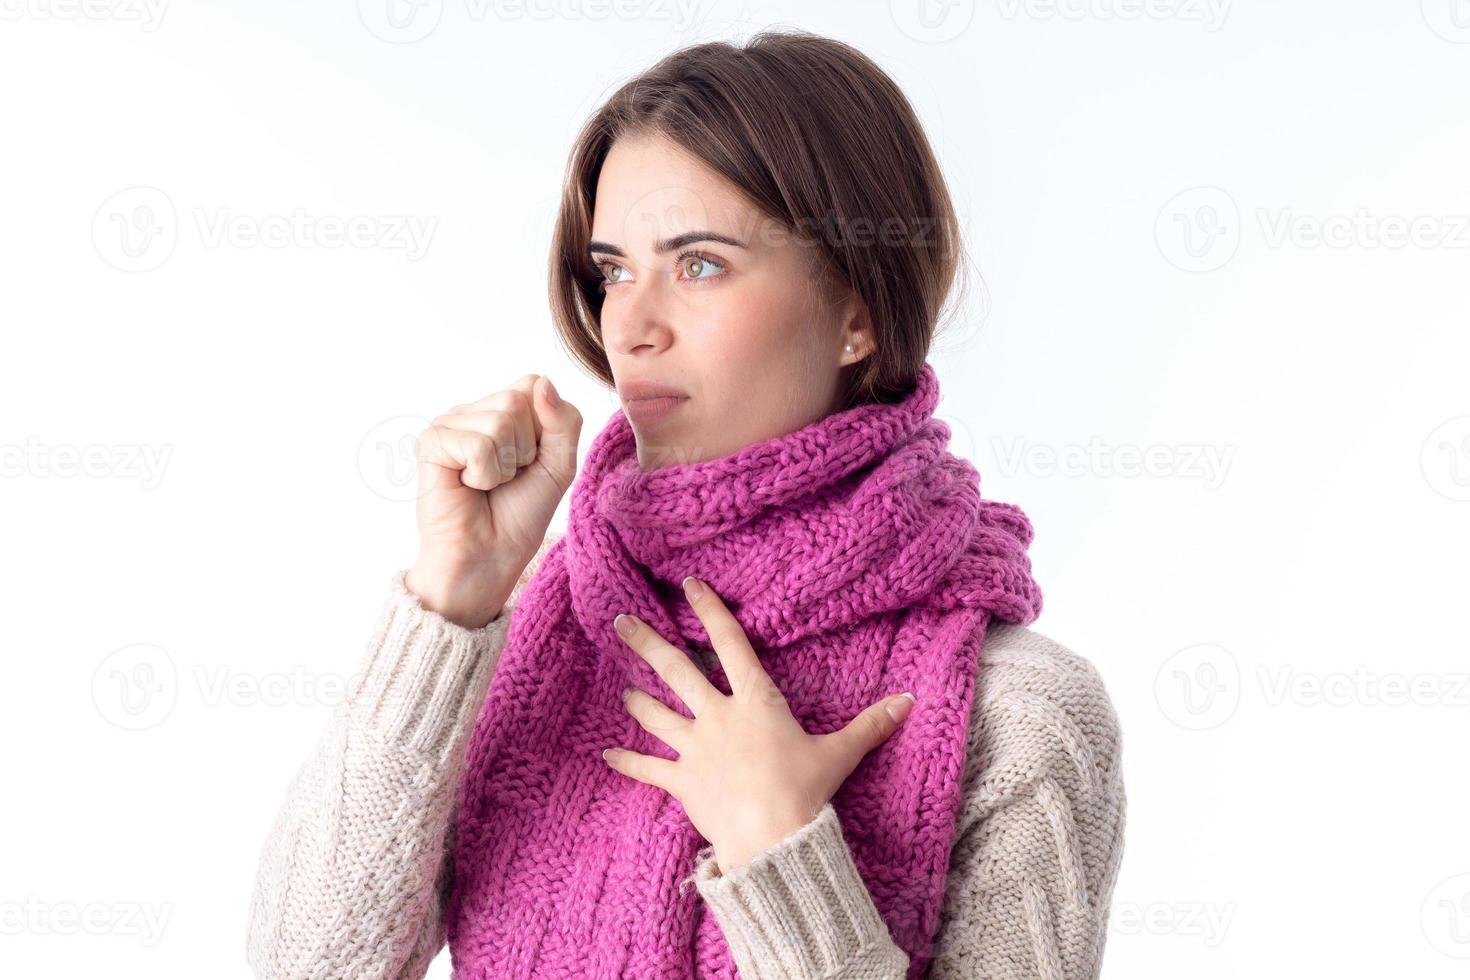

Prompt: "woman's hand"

[603,576,917,872]
[404,374,582,629]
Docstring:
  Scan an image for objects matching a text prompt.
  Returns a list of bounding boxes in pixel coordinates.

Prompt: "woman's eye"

[596,252,725,291]
[597,262,629,288]
[679,252,726,282]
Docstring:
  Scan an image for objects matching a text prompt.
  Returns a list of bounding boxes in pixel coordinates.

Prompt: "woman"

[247,29,1125,979]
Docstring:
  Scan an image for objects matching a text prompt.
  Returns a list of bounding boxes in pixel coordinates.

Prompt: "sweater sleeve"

[685,802,909,978]
[687,625,1127,980]
[244,533,561,980]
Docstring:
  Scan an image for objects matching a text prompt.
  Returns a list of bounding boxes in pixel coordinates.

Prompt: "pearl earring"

[844,343,854,353]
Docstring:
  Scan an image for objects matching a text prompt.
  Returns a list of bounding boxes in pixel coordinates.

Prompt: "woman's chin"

[633,428,727,471]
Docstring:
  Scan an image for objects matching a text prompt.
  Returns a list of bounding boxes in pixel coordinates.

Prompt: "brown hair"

[548,28,969,409]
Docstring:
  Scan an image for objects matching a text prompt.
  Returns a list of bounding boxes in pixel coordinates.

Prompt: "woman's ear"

[837,292,875,366]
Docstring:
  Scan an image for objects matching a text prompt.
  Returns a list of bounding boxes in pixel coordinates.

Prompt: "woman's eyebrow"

[586,230,747,258]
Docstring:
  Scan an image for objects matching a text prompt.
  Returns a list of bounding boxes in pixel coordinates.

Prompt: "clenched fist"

[404,374,582,628]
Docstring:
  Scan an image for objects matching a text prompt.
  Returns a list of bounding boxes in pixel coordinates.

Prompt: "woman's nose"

[602,280,674,356]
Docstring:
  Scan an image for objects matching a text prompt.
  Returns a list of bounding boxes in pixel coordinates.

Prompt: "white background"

[2,1,1467,977]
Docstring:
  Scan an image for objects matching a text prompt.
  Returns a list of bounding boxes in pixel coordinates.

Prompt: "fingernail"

[682,576,705,601]
[602,747,617,762]
[543,376,560,406]
[614,613,637,638]
[620,686,634,703]
[886,692,916,723]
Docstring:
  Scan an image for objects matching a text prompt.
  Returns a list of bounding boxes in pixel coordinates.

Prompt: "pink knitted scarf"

[447,361,1043,978]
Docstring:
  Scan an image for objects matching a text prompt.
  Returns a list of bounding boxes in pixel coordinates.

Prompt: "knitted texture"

[445,362,1044,978]
[243,537,1126,980]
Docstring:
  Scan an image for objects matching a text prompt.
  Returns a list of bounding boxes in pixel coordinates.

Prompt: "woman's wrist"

[713,806,820,872]
[404,554,519,629]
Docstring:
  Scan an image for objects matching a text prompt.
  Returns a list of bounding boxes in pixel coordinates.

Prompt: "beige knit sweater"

[246,530,1126,979]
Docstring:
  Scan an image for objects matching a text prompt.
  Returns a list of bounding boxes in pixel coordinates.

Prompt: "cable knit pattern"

[249,379,1123,980]
[447,362,1043,978]
[245,532,1124,979]
[245,533,559,980]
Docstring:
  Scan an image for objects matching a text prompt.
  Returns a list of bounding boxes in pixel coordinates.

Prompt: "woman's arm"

[926,627,1127,977]
[686,624,1127,980]
[244,533,560,980]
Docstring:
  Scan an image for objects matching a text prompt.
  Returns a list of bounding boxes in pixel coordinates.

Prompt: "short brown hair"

[548,28,969,409]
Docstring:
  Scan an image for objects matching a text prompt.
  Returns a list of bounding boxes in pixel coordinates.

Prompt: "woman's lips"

[622,394,689,425]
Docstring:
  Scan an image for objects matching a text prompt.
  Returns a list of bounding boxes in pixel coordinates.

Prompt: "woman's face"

[588,132,872,470]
